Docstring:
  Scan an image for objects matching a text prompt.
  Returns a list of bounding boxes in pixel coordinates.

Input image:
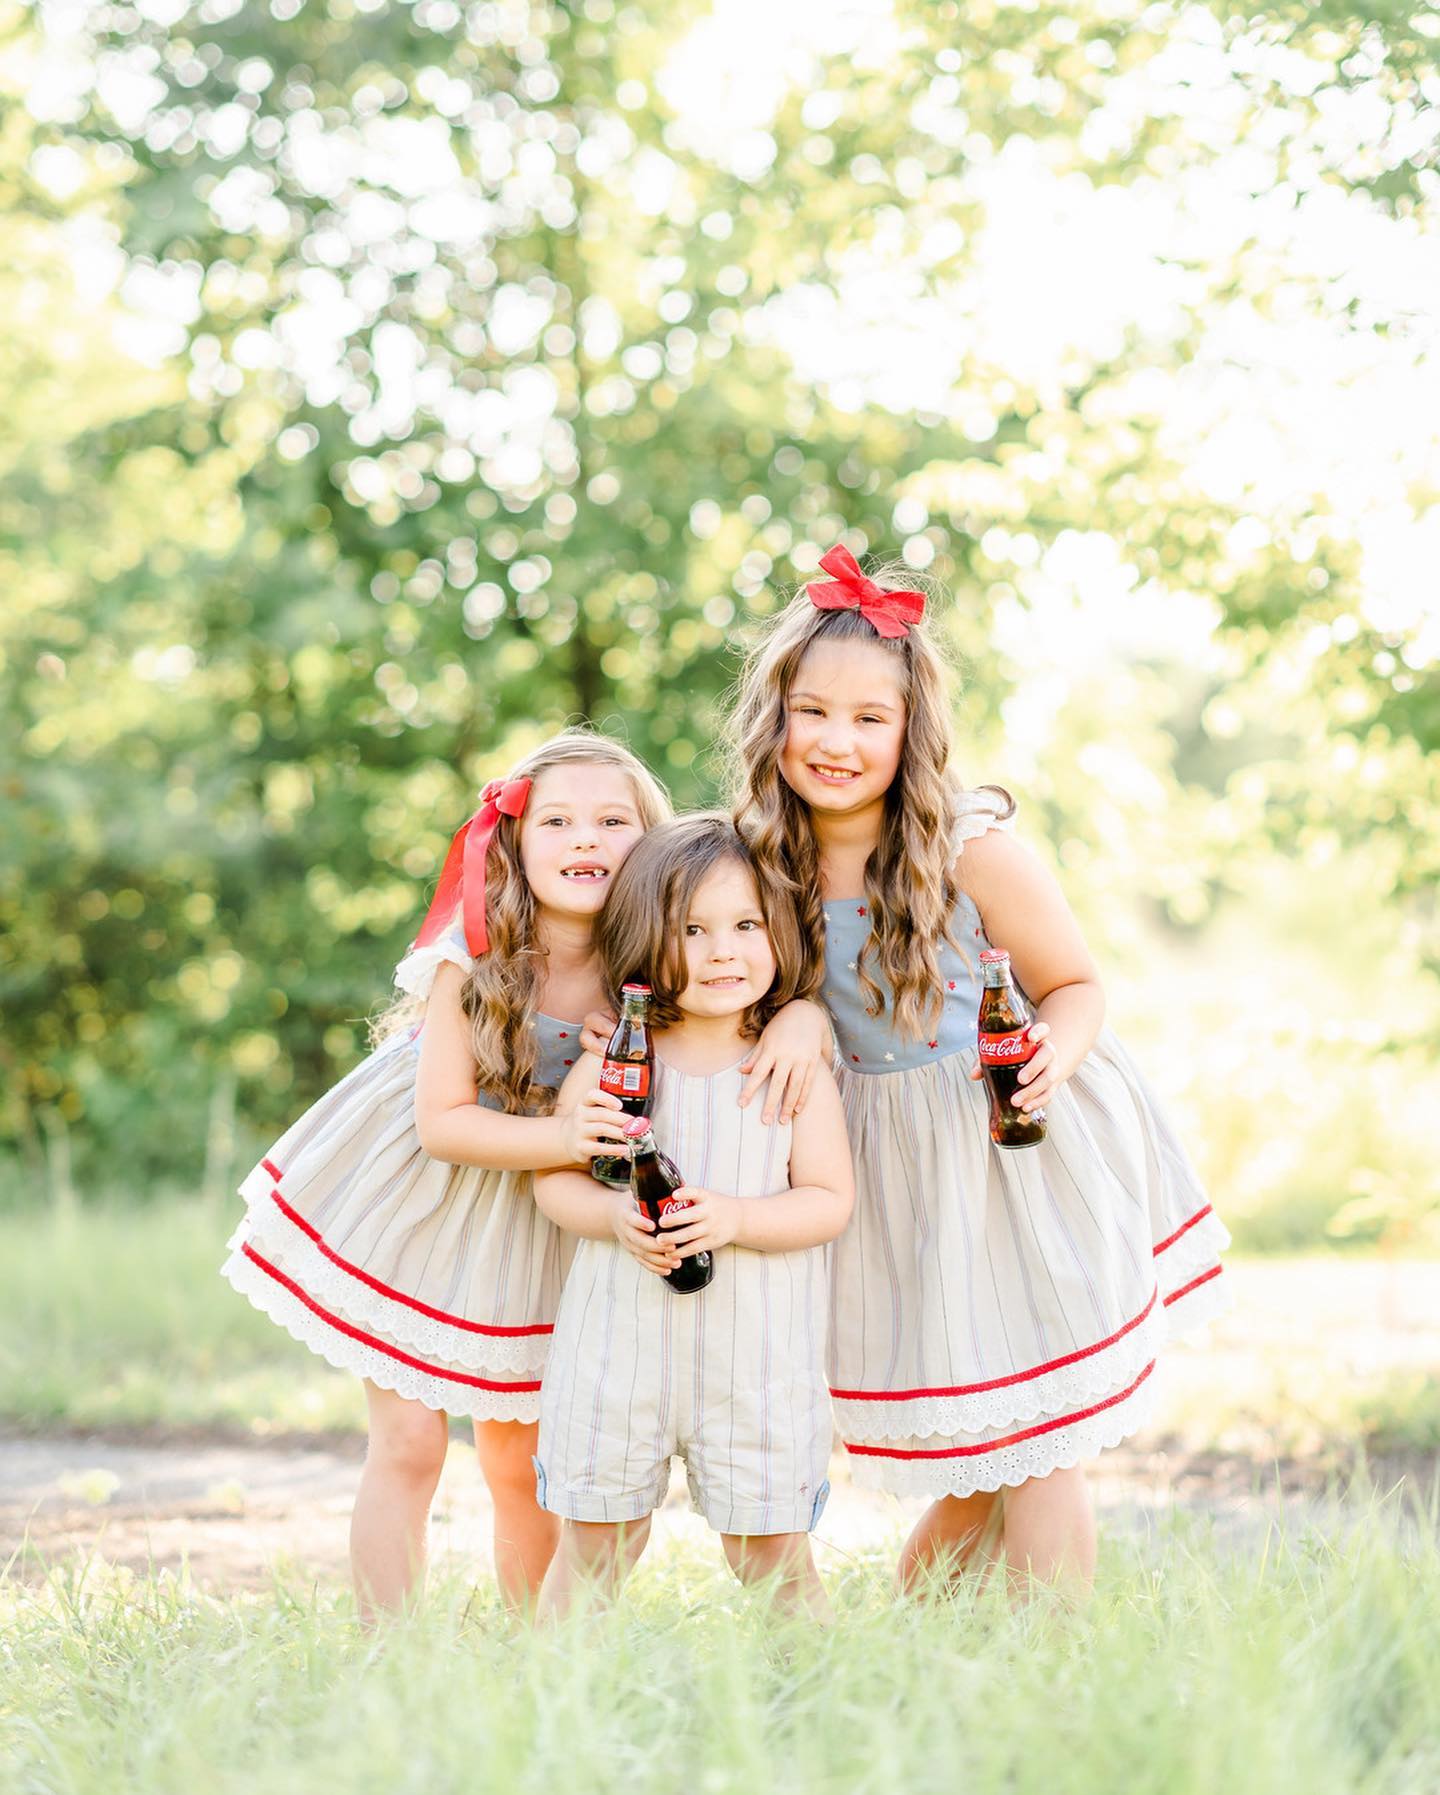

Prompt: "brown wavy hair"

[595,813,807,1041]
[375,730,671,1112]
[727,560,1013,1042]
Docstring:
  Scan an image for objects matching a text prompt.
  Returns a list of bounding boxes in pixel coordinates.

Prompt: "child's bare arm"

[957,830,1106,1112]
[532,1061,677,1274]
[413,971,626,1168]
[536,1165,678,1275]
[533,1164,620,1238]
[657,1065,854,1258]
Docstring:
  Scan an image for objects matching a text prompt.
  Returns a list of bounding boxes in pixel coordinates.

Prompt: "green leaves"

[3,0,1436,1218]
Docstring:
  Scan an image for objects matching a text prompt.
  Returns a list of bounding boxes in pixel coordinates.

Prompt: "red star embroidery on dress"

[563,1058,573,1066]
[928,1040,937,1049]
[558,1031,568,1037]
[851,1054,860,1062]
[947,980,956,991]
[857,905,867,916]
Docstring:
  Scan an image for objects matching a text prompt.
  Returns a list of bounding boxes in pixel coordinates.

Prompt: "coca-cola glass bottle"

[591,981,654,1187]
[622,1115,714,1294]
[977,948,1047,1149]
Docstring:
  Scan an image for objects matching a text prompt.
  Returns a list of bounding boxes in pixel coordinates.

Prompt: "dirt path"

[3,1427,1419,1592]
[4,1259,1437,1591]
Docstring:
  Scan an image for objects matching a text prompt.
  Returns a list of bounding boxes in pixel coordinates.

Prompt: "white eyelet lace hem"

[841,1362,1159,1498]
[221,1246,543,1423]
[226,1210,554,1377]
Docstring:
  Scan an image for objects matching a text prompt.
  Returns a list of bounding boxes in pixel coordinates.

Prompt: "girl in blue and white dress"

[729,546,1230,1595]
[223,731,671,1617]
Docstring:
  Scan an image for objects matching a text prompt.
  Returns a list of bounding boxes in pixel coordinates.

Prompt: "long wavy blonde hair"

[377,730,671,1113]
[728,562,1011,1041]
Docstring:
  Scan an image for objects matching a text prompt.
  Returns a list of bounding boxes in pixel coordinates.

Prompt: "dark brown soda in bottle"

[591,982,654,1188]
[622,1116,714,1294]
[977,948,1047,1149]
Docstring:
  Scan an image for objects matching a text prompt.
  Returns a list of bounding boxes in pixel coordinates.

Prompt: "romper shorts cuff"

[690,1476,831,1538]
[532,1457,667,1526]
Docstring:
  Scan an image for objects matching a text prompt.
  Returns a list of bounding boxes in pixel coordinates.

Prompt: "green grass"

[0,1197,364,1436]
[3,1513,1438,1794]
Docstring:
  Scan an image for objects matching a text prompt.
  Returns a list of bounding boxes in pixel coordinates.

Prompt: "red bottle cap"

[621,982,652,996]
[978,949,1010,964]
[622,1116,651,1139]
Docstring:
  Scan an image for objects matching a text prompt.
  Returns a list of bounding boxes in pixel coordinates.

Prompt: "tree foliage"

[3,0,1435,1195]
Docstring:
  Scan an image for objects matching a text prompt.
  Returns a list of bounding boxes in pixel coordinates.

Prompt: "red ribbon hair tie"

[805,544,925,640]
[412,776,532,958]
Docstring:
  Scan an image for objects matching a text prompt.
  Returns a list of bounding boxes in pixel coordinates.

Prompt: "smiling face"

[779,637,908,816]
[518,762,648,922]
[676,857,777,1023]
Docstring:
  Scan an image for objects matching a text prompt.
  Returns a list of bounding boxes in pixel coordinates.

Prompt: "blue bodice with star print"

[390,920,583,1109]
[820,893,997,1073]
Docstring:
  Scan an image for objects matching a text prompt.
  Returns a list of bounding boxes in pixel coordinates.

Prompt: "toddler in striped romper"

[532,815,855,1622]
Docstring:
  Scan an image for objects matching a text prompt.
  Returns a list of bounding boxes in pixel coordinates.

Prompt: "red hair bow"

[806,544,925,640]
[413,776,532,958]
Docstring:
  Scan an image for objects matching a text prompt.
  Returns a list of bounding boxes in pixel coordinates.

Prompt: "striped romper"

[535,1057,833,1537]
[221,923,579,1420]
[825,792,1231,1497]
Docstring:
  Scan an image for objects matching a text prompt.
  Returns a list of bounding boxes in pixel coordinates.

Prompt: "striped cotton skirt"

[221,1032,567,1422]
[829,1028,1229,1496]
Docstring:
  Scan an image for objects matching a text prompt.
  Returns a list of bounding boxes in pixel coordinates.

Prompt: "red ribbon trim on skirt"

[241,1245,543,1393]
[843,1360,1155,1461]
[260,1162,554,1338]
[1152,1202,1215,1256]
[1161,1264,1223,1306]
[830,1286,1159,1403]
[829,1200,1222,1406]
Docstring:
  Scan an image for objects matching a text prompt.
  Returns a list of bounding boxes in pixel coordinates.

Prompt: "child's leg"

[721,1532,833,1624]
[350,1381,450,1624]
[472,1418,560,1610]
[999,1465,1096,1597]
[536,1516,652,1623]
[898,1491,1003,1594]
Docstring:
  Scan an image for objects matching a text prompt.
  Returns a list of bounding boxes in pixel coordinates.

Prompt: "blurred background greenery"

[2,0,1437,1269]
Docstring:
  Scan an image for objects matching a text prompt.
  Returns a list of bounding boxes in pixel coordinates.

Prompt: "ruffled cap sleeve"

[392,920,475,1001]
[952,784,1017,858]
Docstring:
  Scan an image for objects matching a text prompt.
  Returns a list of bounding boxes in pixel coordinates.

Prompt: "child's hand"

[969,1021,1062,1112]
[738,999,830,1125]
[656,1187,742,1257]
[559,1088,628,1163]
[580,1010,617,1057]
[611,1194,681,1276]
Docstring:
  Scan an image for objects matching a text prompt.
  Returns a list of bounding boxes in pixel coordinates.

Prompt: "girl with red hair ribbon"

[224,731,671,1619]
[728,546,1229,1599]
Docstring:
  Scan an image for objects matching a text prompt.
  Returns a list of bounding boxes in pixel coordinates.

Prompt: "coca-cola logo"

[600,1062,650,1098]
[979,1031,1034,1064]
